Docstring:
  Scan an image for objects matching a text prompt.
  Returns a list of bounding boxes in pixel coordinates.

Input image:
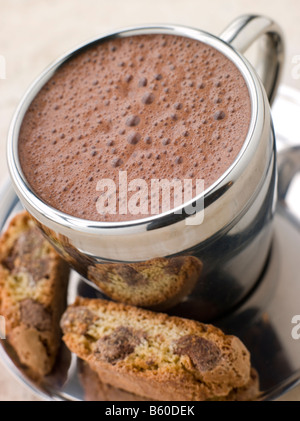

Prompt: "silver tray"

[0,85,299,401]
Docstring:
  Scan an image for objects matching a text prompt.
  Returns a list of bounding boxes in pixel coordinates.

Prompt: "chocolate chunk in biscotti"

[0,211,70,379]
[3,225,49,282]
[61,306,97,335]
[94,326,146,364]
[19,298,52,332]
[61,297,259,401]
[174,335,221,372]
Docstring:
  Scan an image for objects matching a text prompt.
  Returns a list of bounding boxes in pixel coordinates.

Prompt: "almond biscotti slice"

[79,360,152,401]
[0,211,70,379]
[79,361,259,401]
[211,368,259,401]
[61,297,256,401]
[87,256,202,309]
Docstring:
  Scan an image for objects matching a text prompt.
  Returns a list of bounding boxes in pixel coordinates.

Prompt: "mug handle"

[219,15,284,105]
[277,146,300,228]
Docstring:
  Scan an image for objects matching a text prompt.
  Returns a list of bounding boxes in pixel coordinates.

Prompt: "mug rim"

[7,23,261,233]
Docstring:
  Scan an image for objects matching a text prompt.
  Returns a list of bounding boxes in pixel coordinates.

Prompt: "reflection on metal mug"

[7,15,284,321]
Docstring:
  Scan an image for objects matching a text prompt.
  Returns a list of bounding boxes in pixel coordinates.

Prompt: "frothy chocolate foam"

[18,34,251,222]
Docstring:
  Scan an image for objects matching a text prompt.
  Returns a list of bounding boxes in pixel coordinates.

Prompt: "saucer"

[0,85,299,401]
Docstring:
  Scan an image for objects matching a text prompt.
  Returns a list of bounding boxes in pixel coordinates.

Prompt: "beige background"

[0,0,300,401]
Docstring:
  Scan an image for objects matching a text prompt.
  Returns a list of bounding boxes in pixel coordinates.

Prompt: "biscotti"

[218,368,259,401]
[79,361,259,401]
[79,361,152,401]
[0,211,70,379]
[88,256,202,308]
[61,297,258,401]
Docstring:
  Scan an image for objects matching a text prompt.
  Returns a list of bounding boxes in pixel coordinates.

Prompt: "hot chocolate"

[18,34,251,222]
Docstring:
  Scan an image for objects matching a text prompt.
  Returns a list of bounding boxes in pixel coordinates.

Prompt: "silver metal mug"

[7,15,284,321]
